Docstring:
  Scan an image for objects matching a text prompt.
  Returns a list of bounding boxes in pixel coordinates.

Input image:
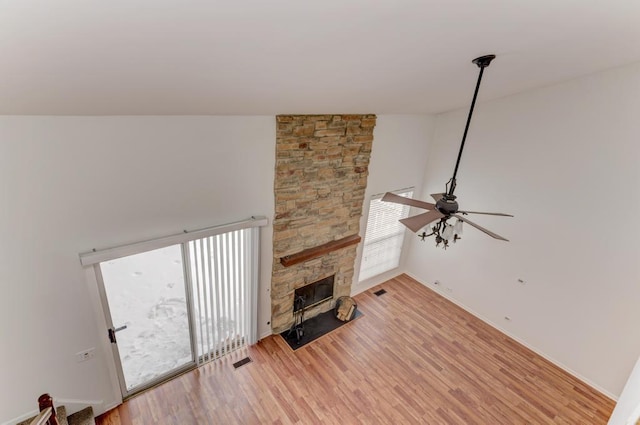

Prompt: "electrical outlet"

[76,348,95,362]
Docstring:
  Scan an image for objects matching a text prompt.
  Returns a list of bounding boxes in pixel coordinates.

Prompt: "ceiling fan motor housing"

[436,198,459,215]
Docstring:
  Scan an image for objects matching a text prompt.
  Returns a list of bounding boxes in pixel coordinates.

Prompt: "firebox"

[293,275,335,312]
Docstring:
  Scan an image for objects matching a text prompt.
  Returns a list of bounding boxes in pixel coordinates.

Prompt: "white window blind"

[359,188,413,282]
[188,227,258,366]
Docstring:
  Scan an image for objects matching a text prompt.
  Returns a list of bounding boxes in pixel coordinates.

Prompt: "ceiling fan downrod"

[447,54,495,197]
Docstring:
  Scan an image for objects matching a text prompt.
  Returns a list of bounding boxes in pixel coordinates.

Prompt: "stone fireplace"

[271,114,376,333]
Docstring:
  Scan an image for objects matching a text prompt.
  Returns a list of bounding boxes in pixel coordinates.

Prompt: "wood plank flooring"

[96,274,614,424]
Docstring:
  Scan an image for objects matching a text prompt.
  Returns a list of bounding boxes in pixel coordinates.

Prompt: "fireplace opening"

[294,275,335,313]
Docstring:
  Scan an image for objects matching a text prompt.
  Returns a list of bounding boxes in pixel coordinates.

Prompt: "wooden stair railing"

[28,407,52,425]
[36,394,60,425]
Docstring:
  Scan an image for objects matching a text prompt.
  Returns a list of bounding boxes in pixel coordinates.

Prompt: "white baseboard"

[404,272,618,402]
[99,400,121,416]
[259,329,273,340]
[54,398,103,416]
[351,270,404,296]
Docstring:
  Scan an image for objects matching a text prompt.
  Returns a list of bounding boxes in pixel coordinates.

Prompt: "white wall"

[353,115,435,293]
[0,116,276,422]
[405,62,640,398]
[0,114,433,422]
[609,355,640,424]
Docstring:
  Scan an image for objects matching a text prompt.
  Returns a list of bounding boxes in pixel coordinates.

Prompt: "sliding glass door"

[99,244,195,396]
[84,218,264,398]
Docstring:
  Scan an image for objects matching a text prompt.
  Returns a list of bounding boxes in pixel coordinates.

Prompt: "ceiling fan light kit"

[382,54,513,249]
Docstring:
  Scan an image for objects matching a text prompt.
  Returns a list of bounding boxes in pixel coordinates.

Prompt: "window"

[359,188,413,282]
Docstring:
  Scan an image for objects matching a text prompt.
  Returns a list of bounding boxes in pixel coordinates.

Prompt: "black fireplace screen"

[293,275,335,312]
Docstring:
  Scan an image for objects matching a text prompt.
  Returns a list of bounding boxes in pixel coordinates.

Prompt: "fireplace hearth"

[281,308,363,350]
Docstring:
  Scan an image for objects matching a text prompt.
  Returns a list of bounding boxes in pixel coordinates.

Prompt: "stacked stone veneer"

[271,114,376,333]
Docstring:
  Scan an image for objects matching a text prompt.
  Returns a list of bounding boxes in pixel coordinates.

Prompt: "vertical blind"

[359,188,413,282]
[188,227,258,366]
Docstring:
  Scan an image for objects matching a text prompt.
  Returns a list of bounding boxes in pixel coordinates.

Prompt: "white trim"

[101,401,121,415]
[183,243,199,369]
[54,397,103,406]
[92,264,129,398]
[79,216,268,266]
[82,267,123,414]
[404,271,618,401]
[54,398,105,416]
[259,329,273,340]
[248,227,260,344]
[351,267,404,296]
[370,186,415,200]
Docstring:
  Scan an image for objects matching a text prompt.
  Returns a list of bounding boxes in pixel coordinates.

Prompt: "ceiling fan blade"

[400,211,444,233]
[431,193,446,202]
[381,192,435,210]
[452,214,509,241]
[458,210,514,217]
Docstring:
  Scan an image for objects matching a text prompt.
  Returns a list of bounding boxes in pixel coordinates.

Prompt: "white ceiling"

[2,0,639,115]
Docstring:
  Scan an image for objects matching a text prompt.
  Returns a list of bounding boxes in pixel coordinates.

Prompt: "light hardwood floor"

[96,274,614,424]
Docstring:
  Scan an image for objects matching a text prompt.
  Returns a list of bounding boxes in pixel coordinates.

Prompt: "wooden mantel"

[280,234,361,267]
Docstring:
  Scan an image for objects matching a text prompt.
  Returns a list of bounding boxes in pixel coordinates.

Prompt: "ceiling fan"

[382,54,513,248]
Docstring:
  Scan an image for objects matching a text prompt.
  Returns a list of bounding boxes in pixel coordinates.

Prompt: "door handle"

[108,328,116,344]
[108,325,128,343]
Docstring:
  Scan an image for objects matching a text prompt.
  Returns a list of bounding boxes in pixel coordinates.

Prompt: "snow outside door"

[98,244,196,397]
